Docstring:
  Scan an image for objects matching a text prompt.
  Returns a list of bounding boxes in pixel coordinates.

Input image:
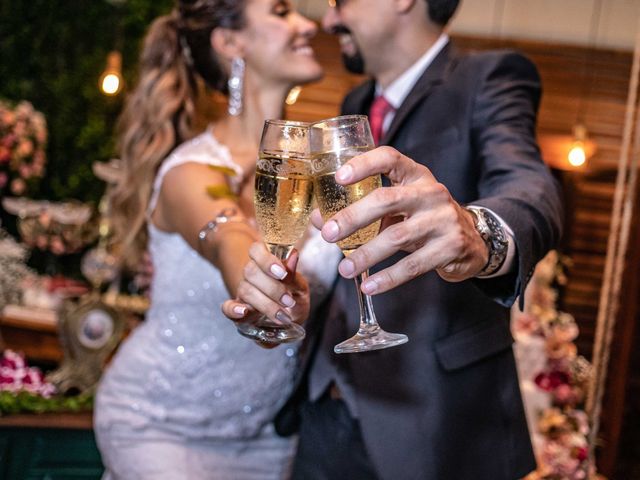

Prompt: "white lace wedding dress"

[94,129,340,480]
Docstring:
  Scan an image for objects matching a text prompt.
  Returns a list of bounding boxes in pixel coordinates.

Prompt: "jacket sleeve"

[468,51,564,308]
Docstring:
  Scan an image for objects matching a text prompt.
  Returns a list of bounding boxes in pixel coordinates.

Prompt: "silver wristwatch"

[465,205,509,277]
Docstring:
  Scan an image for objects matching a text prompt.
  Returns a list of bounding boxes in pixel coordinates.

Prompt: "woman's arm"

[153,162,310,326]
[153,162,256,296]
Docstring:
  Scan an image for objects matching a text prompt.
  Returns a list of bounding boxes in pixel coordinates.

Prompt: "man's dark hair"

[426,0,460,26]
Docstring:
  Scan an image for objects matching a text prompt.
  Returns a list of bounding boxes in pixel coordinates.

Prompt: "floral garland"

[0,227,35,310]
[0,349,93,415]
[0,100,47,196]
[513,251,596,480]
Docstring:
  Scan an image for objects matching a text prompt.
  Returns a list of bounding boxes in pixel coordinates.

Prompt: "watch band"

[465,205,509,277]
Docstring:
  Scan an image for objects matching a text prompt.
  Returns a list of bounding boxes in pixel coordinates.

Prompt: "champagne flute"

[236,120,313,344]
[310,115,408,354]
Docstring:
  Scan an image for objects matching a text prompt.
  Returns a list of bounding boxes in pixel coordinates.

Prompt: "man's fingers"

[379,214,404,232]
[337,214,432,278]
[335,146,433,186]
[321,185,426,244]
[357,238,456,295]
[310,209,324,230]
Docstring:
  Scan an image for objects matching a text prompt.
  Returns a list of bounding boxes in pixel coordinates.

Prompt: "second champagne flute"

[236,120,313,344]
[310,115,408,353]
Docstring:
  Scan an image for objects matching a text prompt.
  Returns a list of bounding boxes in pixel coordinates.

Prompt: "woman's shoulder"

[171,129,227,162]
[160,128,242,179]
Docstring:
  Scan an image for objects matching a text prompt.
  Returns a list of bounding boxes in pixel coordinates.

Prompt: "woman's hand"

[221,242,310,333]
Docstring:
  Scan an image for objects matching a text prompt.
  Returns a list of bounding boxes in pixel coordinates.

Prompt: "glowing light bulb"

[99,51,124,96]
[101,74,121,95]
[568,142,586,167]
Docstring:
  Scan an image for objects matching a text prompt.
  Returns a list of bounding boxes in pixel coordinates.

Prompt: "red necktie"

[369,95,394,146]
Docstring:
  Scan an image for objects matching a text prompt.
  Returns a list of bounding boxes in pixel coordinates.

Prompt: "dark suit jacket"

[277,43,563,480]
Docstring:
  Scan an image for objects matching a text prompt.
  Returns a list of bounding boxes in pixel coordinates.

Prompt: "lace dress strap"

[147,129,244,218]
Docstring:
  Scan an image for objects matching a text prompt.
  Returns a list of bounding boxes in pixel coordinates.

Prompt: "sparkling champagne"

[313,149,381,255]
[254,153,313,254]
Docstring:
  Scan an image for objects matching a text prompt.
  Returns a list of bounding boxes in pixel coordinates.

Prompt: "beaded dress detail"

[94,129,340,441]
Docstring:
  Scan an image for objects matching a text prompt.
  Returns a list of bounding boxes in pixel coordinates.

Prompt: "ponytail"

[110,12,197,270]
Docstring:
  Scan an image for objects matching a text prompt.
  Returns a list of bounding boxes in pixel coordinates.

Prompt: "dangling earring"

[227,57,245,116]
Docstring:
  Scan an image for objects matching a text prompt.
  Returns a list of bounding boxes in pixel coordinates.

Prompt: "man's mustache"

[328,24,351,36]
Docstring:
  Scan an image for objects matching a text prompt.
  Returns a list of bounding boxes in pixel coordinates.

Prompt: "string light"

[99,51,123,96]
[566,0,602,169]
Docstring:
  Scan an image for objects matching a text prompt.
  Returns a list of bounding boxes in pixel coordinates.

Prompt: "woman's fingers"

[248,242,289,280]
[221,300,252,322]
[242,260,297,309]
[236,279,294,326]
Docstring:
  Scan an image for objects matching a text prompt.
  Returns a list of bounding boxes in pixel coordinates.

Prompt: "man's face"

[322,0,366,74]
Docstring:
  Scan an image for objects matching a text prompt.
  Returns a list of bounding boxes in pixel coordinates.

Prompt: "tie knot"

[370,95,394,116]
[369,95,394,145]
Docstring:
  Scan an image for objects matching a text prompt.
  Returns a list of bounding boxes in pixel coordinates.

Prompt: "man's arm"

[468,51,563,306]
[314,51,563,307]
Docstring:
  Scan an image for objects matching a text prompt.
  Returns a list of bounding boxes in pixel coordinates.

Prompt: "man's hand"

[312,146,489,295]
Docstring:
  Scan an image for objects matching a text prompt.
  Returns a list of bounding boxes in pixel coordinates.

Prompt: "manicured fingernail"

[336,164,353,183]
[233,305,247,316]
[280,294,296,308]
[339,258,355,277]
[322,220,339,241]
[275,310,292,324]
[362,278,378,294]
[270,264,287,280]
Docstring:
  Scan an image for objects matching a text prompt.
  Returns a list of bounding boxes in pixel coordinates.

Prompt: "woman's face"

[239,0,323,88]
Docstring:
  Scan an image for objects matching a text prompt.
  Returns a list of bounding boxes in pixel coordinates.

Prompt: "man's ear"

[395,0,418,14]
[210,27,245,63]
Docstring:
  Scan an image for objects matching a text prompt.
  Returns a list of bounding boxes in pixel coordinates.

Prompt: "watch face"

[77,309,115,349]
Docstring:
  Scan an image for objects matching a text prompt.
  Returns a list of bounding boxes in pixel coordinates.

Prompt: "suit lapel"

[342,79,376,116]
[381,42,454,145]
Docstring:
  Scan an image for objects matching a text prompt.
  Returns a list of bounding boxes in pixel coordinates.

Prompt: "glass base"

[334,325,408,354]
[237,321,305,344]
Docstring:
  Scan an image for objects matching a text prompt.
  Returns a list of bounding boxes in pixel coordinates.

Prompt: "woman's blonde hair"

[110,1,246,270]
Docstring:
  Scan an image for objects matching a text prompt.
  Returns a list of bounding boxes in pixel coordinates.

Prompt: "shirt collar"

[376,33,449,109]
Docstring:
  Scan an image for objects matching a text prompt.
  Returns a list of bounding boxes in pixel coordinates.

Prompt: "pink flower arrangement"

[0,349,56,398]
[514,251,595,480]
[534,409,592,480]
[0,100,47,196]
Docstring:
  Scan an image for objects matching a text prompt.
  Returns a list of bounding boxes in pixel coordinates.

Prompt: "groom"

[278,1,564,479]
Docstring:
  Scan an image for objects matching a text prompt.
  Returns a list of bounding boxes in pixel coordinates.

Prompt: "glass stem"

[268,243,293,260]
[354,269,380,332]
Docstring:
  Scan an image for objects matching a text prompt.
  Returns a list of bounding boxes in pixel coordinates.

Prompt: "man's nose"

[322,3,340,33]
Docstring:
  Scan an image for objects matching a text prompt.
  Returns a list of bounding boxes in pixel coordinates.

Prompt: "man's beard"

[342,51,365,75]
[331,25,365,75]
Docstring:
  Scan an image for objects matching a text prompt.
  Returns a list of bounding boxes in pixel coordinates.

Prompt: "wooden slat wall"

[286,30,636,476]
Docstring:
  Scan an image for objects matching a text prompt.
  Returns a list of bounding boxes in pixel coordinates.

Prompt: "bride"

[94,1,339,478]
